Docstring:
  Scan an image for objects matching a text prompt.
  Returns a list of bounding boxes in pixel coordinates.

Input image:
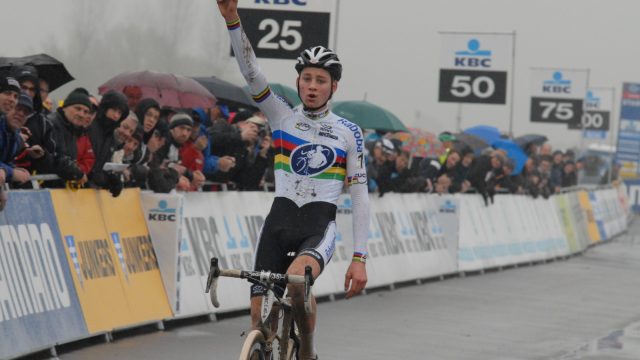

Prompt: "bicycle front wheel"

[239,330,267,360]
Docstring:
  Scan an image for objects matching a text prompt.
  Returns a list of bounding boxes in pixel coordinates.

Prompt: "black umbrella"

[0,53,74,92]
[514,134,548,149]
[454,133,490,153]
[192,76,257,110]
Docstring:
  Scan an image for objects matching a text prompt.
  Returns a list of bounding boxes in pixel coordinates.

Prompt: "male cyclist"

[216,1,370,358]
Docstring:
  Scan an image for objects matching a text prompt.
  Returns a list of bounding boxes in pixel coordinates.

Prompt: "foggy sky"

[3,0,639,150]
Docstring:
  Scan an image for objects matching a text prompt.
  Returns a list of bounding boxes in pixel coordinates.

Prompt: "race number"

[237,9,330,59]
[530,97,583,126]
[439,69,507,104]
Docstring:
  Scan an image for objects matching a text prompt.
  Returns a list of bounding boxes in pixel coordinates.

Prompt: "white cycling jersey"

[226,19,370,256]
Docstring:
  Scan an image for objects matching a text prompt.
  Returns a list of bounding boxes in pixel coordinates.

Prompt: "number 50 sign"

[237,0,337,60]
[438,32,514,105]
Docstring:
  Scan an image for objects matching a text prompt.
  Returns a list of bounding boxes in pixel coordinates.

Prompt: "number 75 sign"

[237,0,337,60]
[529,68,589,129]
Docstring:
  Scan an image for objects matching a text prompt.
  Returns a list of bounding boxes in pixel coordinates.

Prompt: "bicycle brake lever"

[206,258,221,308]
[303,265,313,314]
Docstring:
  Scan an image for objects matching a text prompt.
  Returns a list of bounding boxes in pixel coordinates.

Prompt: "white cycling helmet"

[295,46,342,81]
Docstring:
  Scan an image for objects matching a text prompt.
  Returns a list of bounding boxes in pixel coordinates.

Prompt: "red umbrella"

[98,70,216,109]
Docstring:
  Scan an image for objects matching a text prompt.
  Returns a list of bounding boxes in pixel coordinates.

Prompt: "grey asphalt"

[58,220,640,360]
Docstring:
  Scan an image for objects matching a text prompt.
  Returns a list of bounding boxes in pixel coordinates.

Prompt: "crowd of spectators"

[0,68,620,211]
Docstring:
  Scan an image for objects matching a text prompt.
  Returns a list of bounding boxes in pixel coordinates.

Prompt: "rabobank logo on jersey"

[543,71,572,94]
[148,200,176,222]
[290,144,336,176]
[454,39,492,68]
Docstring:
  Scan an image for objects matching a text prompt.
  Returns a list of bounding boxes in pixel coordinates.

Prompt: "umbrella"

[514,134,548,149]
[454,133,490,154]
[463,125,502,145]
[193,76,257,110]
[0,53,74,92]
[392,128,444,158]
[493,139,528,175]
[99,70,217,109]
[332,100,408,132]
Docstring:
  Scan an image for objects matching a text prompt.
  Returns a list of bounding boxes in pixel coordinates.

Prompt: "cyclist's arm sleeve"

[226,19,291,128]
[346,125,370,257]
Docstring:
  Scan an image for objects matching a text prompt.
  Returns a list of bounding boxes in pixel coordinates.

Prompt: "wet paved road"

[57,220,640,360]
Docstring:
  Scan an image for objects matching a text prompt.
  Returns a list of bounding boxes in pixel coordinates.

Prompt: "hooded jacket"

[46,109,86,183]
[88,90,129,187]
[134,98,160,144]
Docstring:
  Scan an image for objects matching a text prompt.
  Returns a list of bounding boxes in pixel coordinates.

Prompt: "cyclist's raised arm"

[216,0,291,128]
[342,120,369,298]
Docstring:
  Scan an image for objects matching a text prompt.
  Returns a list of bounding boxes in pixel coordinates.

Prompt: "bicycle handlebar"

[205,257,314,313]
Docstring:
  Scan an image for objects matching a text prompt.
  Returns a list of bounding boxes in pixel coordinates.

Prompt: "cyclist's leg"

[286,255,321,359]
[287,221,337,359]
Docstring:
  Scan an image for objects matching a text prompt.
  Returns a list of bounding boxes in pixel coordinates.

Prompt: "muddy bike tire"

[238,330,267,360]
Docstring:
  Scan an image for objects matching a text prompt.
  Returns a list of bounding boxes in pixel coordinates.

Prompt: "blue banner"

[616,83,640,178]
[0,190,87,359]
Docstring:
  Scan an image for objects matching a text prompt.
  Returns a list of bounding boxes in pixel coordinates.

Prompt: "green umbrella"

[243,83,302,108]
[332,100,408,132]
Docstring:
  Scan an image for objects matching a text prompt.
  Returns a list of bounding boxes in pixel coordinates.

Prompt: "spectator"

[418,149,460,186]
[15,66,43,114]
[561,160,577,188]
[134,98,161,144]
[206,113,269,190]
[122,85,143,110]
[39,78,51,115]
[1,92,32,187]
[387,150,427,193]
[450,149,474,193]
[600,161,621,185]
[366,138,394,193]
[88,90,129,189]
[0,75,20,115]
[549,150,564,193]
[467,151,504,205]
[492,158,518,194]
[46,91,92,187]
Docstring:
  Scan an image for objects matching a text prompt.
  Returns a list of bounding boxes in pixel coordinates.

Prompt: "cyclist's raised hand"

[344,262,367,299]
[216,0,239,21]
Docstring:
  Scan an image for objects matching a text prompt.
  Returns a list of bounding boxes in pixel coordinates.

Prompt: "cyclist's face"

[298,67,337,109]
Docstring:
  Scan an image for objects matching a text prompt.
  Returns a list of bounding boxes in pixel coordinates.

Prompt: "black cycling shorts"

[250,197,337,297]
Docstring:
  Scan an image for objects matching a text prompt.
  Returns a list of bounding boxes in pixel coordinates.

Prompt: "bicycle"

[205,257,314,360]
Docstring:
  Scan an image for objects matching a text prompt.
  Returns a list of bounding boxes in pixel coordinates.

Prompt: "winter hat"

[0,76,21,94]
[63,90,92,110]
[134,98,160,121]
[169,113,194,129]
[99,90,129,121]
[15,65,39,84]
[17,91,34,111]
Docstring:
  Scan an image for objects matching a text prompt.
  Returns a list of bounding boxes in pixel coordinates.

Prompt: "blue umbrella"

[464,125,501,145]
[493,139,528,175]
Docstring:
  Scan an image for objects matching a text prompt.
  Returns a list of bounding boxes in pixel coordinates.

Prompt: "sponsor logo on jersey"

[320,123,333,132]
[348,173,367,185]
[318,131,338,140]
[336,119,363,152]
[290,144,336,176]
[295,122,311,131]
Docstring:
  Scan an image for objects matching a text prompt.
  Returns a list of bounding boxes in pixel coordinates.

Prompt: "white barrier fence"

[140,187,631,318]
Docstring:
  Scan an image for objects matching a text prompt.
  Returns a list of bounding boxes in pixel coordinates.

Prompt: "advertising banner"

[0,191,87,360]
[438,32,513,104]
[567,192,591,251]
[616,82,640,178]
[530,68,589,129]
[578,191,601,244]
[140,192,202,317]
[237,0,337,60]
[556,194,581,253]
[50,189,132,333]
[97,189,172,323]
